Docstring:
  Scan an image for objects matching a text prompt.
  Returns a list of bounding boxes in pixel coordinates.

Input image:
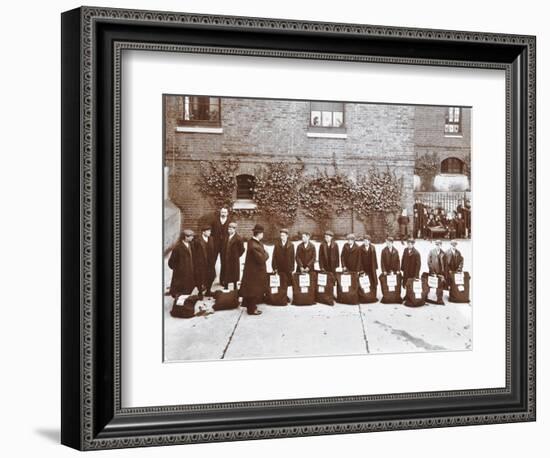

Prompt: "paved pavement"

[164,239,472,362]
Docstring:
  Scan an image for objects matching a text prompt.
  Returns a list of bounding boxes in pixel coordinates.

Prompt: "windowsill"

[306,132,348,139]
[233,199,257,210]
[176,126,223,134]
[444,134,463,138]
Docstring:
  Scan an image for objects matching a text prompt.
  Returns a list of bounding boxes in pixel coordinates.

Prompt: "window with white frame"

[444,107,462,135]
[181,96,221,126]
[310,101,345,128]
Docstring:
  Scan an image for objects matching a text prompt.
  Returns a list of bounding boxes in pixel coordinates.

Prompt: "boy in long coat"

[211,207,232,276]
[318,230,340,273]
[341,233,362,272]
[381,237,400,274]
[360,234,378,288]
[240,224,269,315]
[428,239,448,276]
[168,229,196,297]
[194,225,216,297]
[445,239,464,284]
[296,232,316,273]
[220,222,245,290]
[271,228,295,283]
[401,238,421,287]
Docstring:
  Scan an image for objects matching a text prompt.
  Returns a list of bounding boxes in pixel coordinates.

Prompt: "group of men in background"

[168,206,466,314]
[413,198,471,240]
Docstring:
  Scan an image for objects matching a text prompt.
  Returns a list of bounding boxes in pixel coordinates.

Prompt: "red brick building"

[163,95,470,241]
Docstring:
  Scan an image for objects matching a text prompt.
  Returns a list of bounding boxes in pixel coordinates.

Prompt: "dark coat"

[194,235,216,289]
[381,246,400,273]
[360,243,378,287]
[401,247,421,282]
[240,238,269,297]
[319,241,340,273]
[271,240,295,278]
[168,242,195,296]
[220,234,245,284]
[341,243,362,272]
[211,216,232,255]
[296,242,316,272]
[428,247,447,275]
[446,248,464,272]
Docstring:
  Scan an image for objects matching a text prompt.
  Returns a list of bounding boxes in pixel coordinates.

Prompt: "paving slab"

[362,298,472,355]
[222,303,368,360]
[163,295,243,362]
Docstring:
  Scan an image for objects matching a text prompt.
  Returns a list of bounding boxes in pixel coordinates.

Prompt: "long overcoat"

[211,216,232,255]
[240,238,269,298]
[194,236,216,289]
[168,242,195,296]
[427,247,448,275]
[341,243,362,272]
[360,243,379,288]
[318,241,340,273]
[401,247,421,283]
[295,242,316,272]
[381,246,400,273]
[220,234,245,284]
[271,240,295,281]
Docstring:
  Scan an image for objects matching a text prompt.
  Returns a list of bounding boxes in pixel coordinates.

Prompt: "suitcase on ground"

[448,271,470,303]
[403,278,428,307]
[379,273,402,304]
[212,288,240,310]
[422,272,445,305]
[335,272,359,305]
[265,273,289,306]
[291,272,316,305]
[315,271,336,305]
[358,273,378,303]
[170,295,201,318]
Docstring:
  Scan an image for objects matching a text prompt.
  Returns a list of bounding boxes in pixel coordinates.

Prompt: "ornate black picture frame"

[61,6,536,450]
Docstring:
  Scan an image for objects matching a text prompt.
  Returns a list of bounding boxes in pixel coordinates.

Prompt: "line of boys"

[168,212,465,310]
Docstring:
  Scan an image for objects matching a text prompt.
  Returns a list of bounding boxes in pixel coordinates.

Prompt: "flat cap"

[228,222,238,229]
[252,223,264,232]
[450,239,458,246]
[386,236,394,242]
[346,233,356,240]
[182,229,194,237]
[279,228,289,235]
[324,230,334,237]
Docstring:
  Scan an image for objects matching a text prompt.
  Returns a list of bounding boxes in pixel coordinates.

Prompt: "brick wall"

[165,96,417,242]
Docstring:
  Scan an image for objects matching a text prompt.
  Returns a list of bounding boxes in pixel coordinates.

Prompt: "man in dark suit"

[240,224,269,315]
[271,228,295,283]
[341,233,362,272]
[381,237,400,274]
[318,230,340,273]
[211,207,232,281]
[360,234,378,288]
[296,231,315,273]
[193,225,216,298]
[401,238,421,287]
[220,222,245,290]
[445,239,464,284]
[168,229,196,297]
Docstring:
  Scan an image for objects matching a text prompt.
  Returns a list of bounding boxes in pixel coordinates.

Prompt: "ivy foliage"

[353,168,403,219]
[197,158,240,208]
[414,152,439,177]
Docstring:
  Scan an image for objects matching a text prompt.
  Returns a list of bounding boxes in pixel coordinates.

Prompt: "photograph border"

[61,6,536,450]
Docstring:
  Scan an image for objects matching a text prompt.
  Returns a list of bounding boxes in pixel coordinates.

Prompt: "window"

[310,101,344,128]
[441,157,464,174]
[182,96,221,125]
[236,174,255,200]
[444,107,462,135]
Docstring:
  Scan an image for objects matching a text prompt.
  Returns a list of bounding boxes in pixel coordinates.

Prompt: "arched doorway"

[441,157,464,174]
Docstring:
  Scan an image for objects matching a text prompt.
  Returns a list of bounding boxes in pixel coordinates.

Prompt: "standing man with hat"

[271,228,295,284]
[341,233,362,272]
[381,236,400,274]
[360,235,378,288]
[445,239,464,283]
[220,222,245,290]
[240,224,269,315]
[428,239,448,278]
[168,229,196,297]
[319,230,340,273]
[401,238,421,287]
[296,231,316,273]
[194,225,216,298]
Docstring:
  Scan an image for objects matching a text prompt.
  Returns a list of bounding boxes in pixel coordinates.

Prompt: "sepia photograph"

[163,95,472,362]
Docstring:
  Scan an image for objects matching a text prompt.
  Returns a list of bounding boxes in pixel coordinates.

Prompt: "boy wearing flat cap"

[360,235,378,288]
[240,224,269,315]
[220,222,245,290]
[381,236,400,274]
[296,231,315,273]
[445,240,464,284]
[271,228,295,283]
[168,229,196,297]
[341,233,362,272]
[319,230,340,273]
[428,239,447,277]
[401,238,421,287]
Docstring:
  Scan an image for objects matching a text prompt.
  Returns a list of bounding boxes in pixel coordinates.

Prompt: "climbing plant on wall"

[196,157,240,208]
[299,169,355,231]
[253,161,305,228]
[353,167,403,219]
